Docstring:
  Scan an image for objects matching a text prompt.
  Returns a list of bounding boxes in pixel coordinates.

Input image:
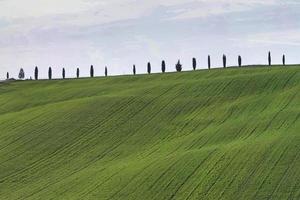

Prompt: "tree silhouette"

[76,68,80,78]
[282,54,286,66]
[18,68,25,79]
[268,51,271,66]
[90,65,94,77]
[223,54,227,68]
[6,72,9,80]
[34,66,38,80]
[162,60,166,73]
[105,67,108,77]
[147,62,151,74]
[133,65,136,75]
[176,60,182,72]
[208,55,211,70]
[192,58,196,70]
[48,67,52,80]
[62,68,66,79]
[238,55,242,67]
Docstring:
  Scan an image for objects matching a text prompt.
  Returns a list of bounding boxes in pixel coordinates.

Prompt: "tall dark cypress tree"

[133,65,136,75]
[34,66,38,80]
[282,54,286,66]
[192,58,197,70]
[238,55,242,67]
[147,62,151,74]
[48,67,52,80]
[6,72,9,80]
[223,54,227,68]
[208,55,211,70]
[162,60,166,73]
[62,68,66,79]
[105,67,108,77]
[268,51,271,66]
[176,60,182,72]
[76,68,80,78]
[90,65,94,77]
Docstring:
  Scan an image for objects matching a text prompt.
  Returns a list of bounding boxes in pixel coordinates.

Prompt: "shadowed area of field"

[0,66,299,199]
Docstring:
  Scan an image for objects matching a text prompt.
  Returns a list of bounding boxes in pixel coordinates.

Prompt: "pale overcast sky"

[1,0,300,79]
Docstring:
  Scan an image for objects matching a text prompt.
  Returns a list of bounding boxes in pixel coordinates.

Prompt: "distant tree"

[223,54,227,68]
[62,68,66,79]
[76,68,80,78]
[162,60,166,73]
[147,62,151,74]
[18,68,25,79]
[133,65,136,75]
[34,66,38,80]
[90,65,94,77]
[176,60,182,72]
[6,72,9,80]
[105,67,108,77]
[192,58,197,70]
[48,67,52,80]
[282,54,286,66]
[208,55,211,70]
[268,51,271,66]
[238,55,242,67]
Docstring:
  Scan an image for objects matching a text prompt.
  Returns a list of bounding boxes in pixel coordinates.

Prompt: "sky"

[1,0,300,79]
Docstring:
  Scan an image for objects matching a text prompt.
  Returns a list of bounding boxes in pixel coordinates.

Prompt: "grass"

[0,65,299,200]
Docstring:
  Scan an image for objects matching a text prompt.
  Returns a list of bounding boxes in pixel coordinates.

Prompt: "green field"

[0,66,299,199]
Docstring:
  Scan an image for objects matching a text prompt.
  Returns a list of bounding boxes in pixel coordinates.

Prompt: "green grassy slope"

[0,66,299,200]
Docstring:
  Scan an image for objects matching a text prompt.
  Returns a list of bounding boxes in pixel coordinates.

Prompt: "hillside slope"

[0,66,299,200]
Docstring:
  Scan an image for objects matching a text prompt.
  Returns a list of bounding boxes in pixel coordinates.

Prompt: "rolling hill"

[0,66,299,199]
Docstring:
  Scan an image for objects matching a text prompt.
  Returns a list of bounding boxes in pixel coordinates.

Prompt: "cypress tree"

[147,62,151,74]
[90,65,94,77]
[238,55,242,67]
[105,67,108,77]
[34,66,38,80]
[268,51,271,66]
[208,55,211,70]
[48,67,52,80]
[282,54,286,66]
[18,68,25,79]
[76,68,80,78]
[133,65,136,75]
[6,72,9,80]
[176,60,182,72]
[62,68,66,79]
[162,60,166,73]
[223,54,227,68]
[192,58,196,70]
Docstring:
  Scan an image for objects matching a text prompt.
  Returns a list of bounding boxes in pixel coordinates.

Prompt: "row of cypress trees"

[6,52,287,80]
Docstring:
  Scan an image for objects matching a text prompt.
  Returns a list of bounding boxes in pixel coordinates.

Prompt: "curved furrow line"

[150,157,198,200]
[167,149,217,200]
[281,71,298,90]
[182,79,244,151]
[184,150,227,200]
[74,167,126,200]
[19,84,181,197]
[24,152,123,200]
[108,159,159,199]
[147,157,183,192]
[0,96,134,182]
[0,110,58,150]
[218,146,256,199]
[198,148,243,198]
[251,143,291,199]
[268,149,300,200]
[129,85,191,147]
[233,141,276,198]
[262,92,297,132]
